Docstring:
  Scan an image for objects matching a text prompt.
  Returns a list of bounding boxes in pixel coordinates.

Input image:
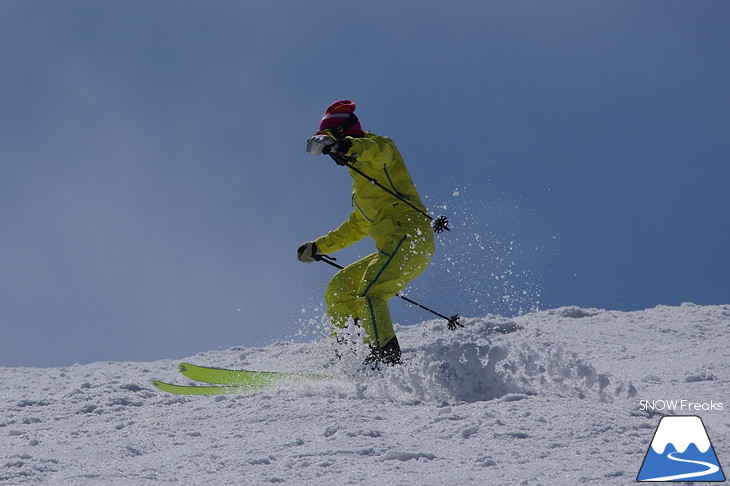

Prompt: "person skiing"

[297,100,434,365]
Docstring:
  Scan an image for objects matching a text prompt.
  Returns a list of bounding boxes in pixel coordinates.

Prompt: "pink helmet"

[318,100,364,137]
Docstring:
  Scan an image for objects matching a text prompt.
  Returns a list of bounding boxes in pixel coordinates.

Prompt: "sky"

[1,1,728,367]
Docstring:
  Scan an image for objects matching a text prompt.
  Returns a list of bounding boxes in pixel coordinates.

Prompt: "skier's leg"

[324,254,374,332]
[356,233,433,364]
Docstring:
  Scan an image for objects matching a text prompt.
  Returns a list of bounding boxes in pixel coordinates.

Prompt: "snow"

[1,303,728,485]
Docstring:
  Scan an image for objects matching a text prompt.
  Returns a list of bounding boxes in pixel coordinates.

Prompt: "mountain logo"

[637,415,725,482]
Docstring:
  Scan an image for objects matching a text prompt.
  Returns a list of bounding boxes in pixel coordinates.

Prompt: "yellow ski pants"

[324,232,434,349]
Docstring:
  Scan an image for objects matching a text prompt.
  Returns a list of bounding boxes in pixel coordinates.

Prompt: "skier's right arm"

[312,210,369,255]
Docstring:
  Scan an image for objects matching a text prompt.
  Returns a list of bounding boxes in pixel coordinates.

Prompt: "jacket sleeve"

[313,209,370,254]
[346,135,397,168]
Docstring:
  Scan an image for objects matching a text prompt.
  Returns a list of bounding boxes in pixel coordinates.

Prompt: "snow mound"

[1,304,728,485]
[358,312,635,404]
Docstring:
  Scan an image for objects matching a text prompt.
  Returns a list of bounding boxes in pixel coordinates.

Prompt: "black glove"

[297,242,320,263]
[328,137,352,156]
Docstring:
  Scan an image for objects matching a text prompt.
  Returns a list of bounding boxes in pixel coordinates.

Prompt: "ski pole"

[328,153,451,233]
[315,254,463,330]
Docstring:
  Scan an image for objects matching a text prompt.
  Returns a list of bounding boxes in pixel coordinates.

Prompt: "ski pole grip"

[316,254,344,270]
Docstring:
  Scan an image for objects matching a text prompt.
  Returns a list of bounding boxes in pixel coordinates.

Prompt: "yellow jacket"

[314,132,432,253]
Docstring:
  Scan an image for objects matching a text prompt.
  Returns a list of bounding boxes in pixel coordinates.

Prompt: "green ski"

[178,362,330,385]
[150,362,331,395]
[150,380,270,395]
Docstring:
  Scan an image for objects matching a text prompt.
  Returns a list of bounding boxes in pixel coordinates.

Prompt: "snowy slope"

[1,304,728,485]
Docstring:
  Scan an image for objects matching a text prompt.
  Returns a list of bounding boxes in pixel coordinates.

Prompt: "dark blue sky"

[1,1,728,367]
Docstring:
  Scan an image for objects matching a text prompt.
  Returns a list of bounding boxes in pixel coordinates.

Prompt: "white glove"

[297,241,319,263]
[305,135,337,156]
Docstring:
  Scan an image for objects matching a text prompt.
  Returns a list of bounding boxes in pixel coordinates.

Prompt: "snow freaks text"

[639,399,724,412]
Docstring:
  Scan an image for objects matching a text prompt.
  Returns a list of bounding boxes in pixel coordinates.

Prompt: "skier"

[298,100,434,365]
